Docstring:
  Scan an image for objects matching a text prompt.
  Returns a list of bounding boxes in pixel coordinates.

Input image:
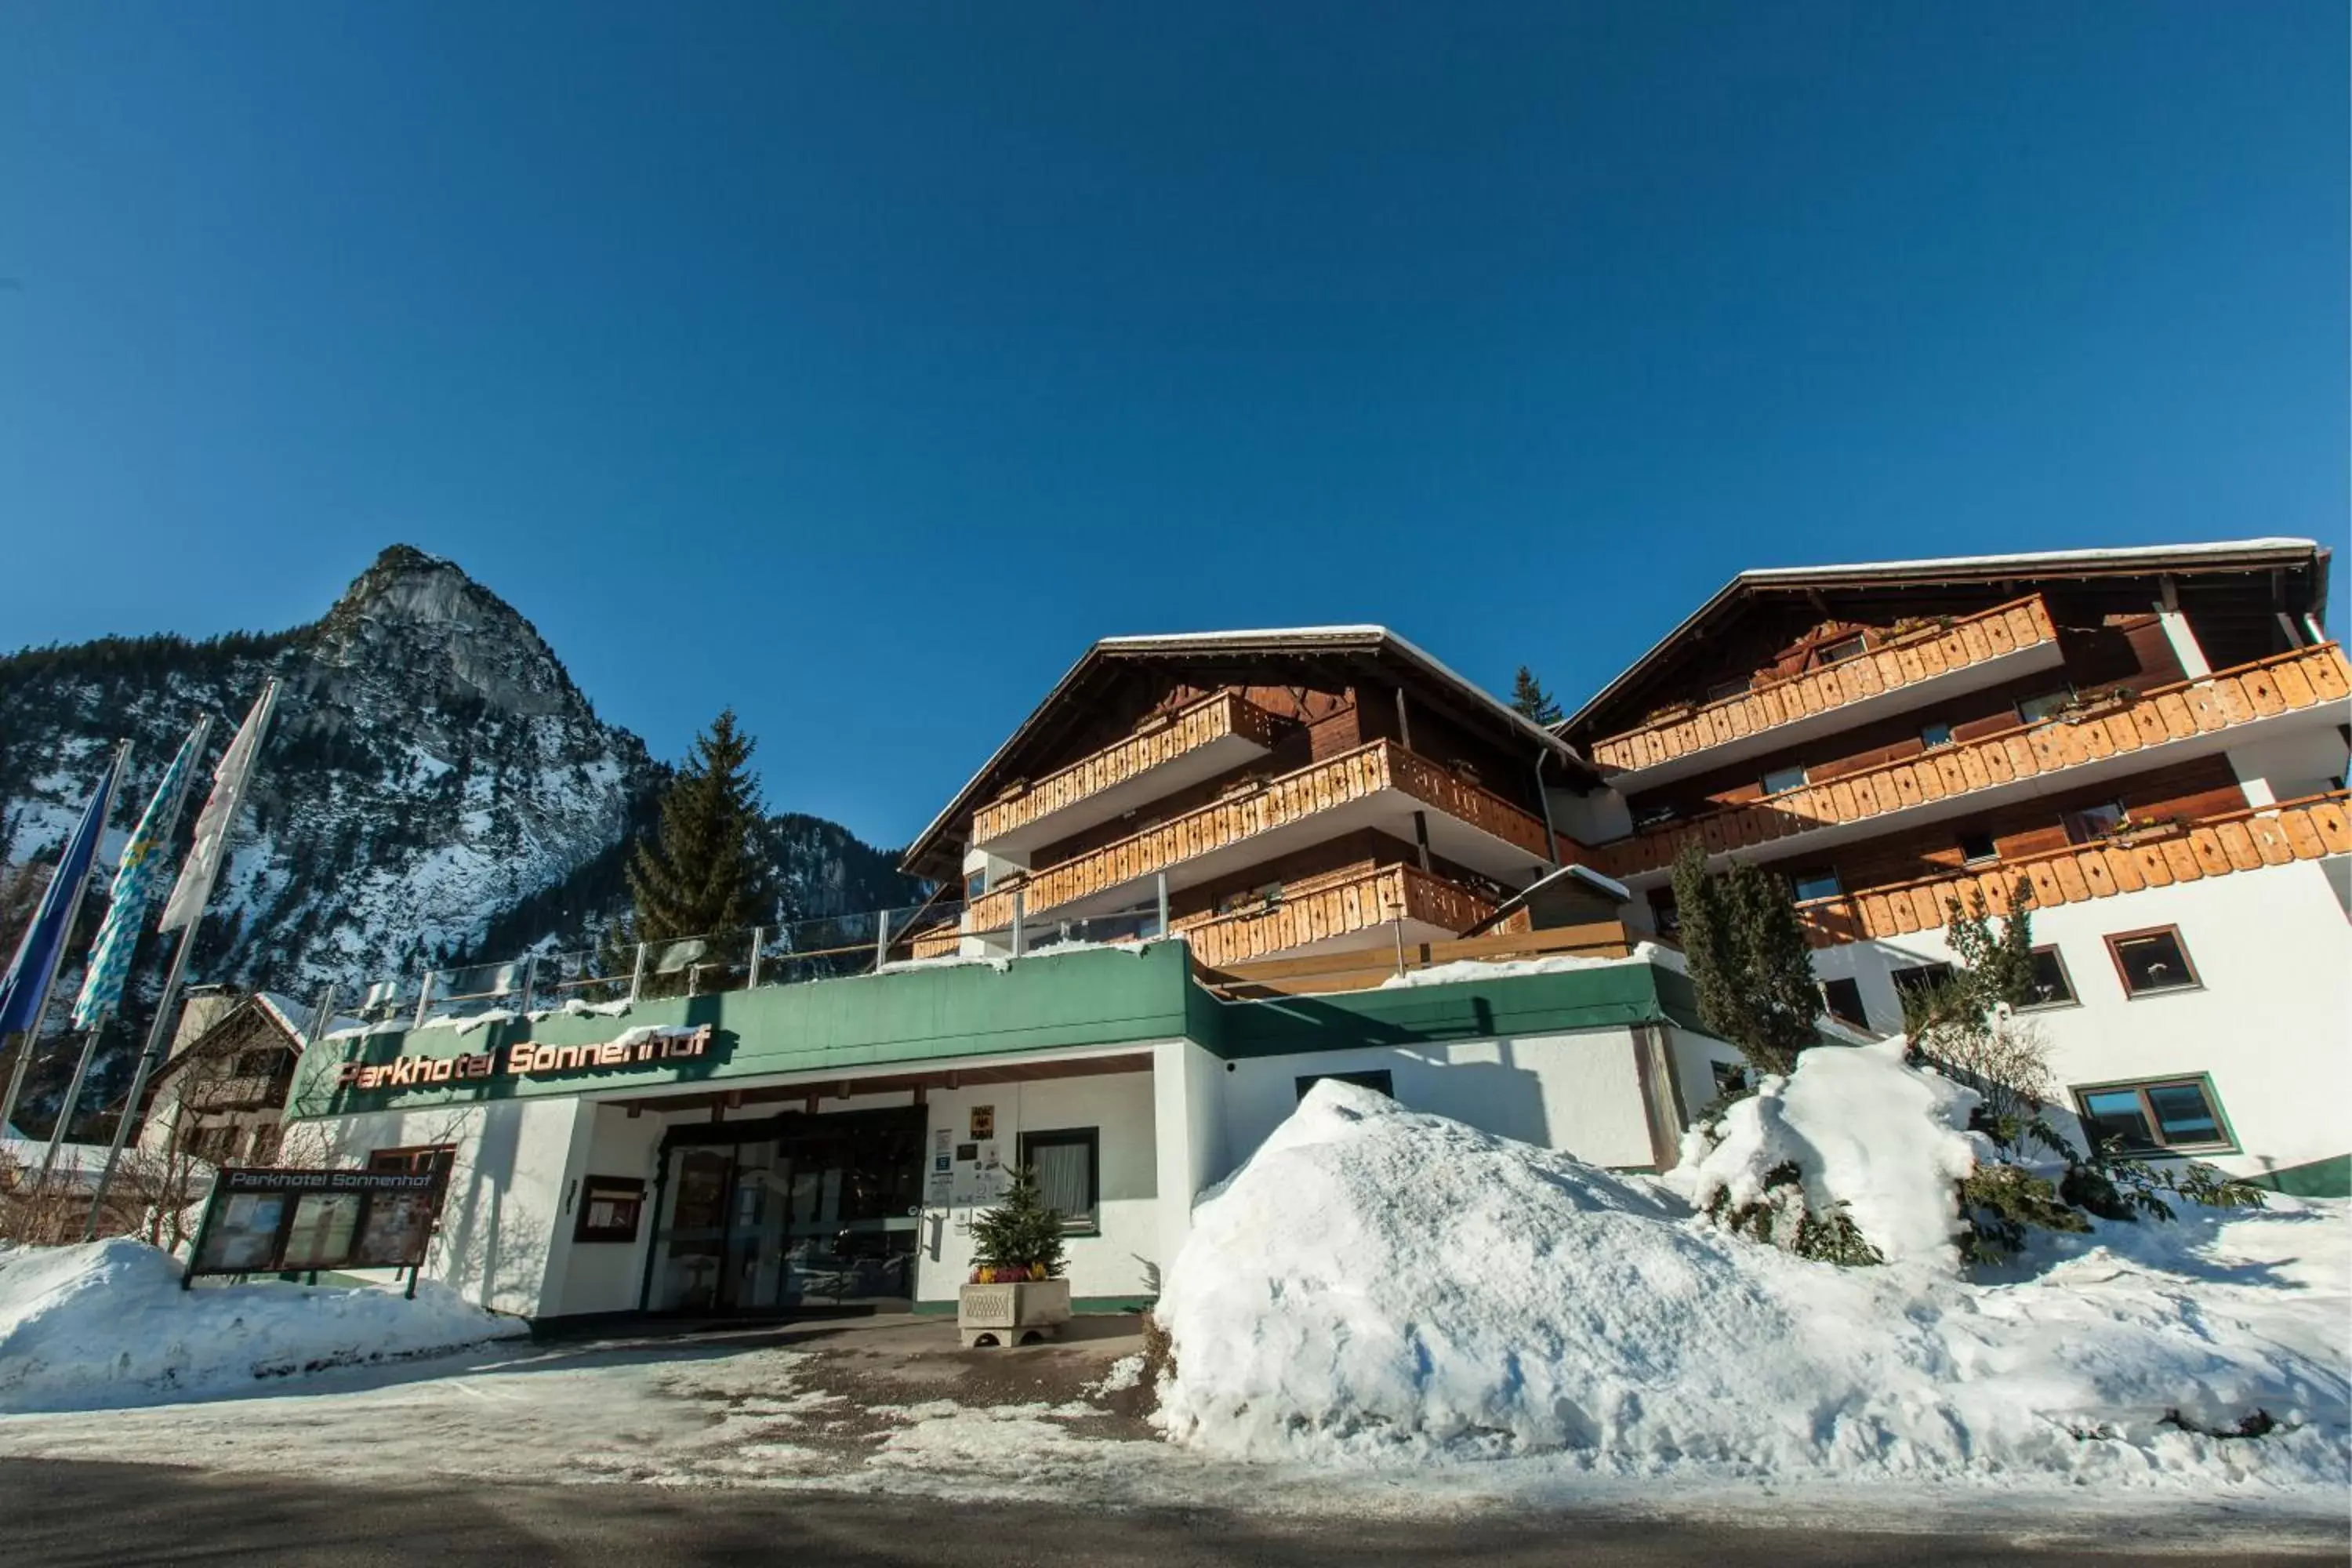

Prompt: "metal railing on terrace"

[336,900,982,1032]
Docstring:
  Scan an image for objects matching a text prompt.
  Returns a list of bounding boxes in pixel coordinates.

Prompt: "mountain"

[0,546,921,1066]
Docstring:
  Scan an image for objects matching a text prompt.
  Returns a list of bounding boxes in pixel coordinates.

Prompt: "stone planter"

[957,1279,1072,1348]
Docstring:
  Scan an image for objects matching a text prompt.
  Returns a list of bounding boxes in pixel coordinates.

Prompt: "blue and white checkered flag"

[71,719,209,1030]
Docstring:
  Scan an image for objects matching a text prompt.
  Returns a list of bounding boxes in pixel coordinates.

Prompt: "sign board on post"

[185,1167,449,1287]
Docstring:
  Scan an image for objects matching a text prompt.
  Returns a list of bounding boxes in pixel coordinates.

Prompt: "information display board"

[186,1167,449,1284]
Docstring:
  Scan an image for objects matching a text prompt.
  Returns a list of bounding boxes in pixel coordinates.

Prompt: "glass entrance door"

[649,1108,923,1314]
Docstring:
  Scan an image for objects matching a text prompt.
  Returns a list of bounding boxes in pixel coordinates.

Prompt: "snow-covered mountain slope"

[0,546,917,1009]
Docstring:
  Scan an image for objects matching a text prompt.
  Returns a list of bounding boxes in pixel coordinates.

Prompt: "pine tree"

[1670,840,1820,1077]
[968,1163,1066,1280]
[623,710,772,945]
[1509,666,1564,726]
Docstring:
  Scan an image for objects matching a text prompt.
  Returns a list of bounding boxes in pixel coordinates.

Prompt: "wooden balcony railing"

[972,690,1285,848]
[1587,595,2061,774]
[1590,644,2351,880]
[966,739,1564,929]
[1172,862,1504,969]
[179,1074,289,1112]
[1795,790,2352,948]
[1193,919,1634,999]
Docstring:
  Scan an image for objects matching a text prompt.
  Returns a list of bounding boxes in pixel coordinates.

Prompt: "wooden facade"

[1794,791,2352,947]
[1589,644,2350,880]
[1586,595,2061,773]
[971,690,1285,848]
[967,737,1564,931]
[1172,861,1511,970]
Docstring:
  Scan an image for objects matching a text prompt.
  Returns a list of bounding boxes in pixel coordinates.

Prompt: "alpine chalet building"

[1557,538,2348,1195]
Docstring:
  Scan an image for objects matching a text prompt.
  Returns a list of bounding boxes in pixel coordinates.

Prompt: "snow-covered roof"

[1562,537,2331,736]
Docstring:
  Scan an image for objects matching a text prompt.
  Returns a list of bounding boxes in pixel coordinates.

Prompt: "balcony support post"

[1413,810,1432,873]
[874,909,891,974]
[412,970,434,1032]
[1011,889,1025,957]
[629,942,648,1005]
[1155,872,1170,938]
[747,927,763,989]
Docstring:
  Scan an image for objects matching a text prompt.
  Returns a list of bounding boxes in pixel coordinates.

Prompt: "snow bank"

[1665,1037,1982,1265]
[0,1240,525,1413]
[1153,1080,2349,1489]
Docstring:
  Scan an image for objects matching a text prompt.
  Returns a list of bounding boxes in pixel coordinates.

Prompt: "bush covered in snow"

[0,1239,525,1412]
[1152,1079,2347,1487]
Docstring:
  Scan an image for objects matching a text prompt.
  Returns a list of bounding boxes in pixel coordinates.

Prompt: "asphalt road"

[0,1460,2343,1567]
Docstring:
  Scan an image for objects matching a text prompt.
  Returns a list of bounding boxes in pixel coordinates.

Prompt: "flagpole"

[45,724,213,1187]
[87,681,280,1241]
[0,739,131,1147]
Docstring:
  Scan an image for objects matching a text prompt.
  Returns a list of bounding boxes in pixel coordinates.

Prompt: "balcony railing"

[1589,644,2350,881]
[1795,790,2352,948]
[1586,595,2061,775]
[1171,862,1504,969]
[178,1074,290,1112]
[965,739,1564,929]
[971,690,1285,850]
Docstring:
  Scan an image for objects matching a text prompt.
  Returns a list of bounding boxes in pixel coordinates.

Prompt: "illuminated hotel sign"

[336,1024,714,1091]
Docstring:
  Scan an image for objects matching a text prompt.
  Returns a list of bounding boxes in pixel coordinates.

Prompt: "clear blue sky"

[4,3,2343,848]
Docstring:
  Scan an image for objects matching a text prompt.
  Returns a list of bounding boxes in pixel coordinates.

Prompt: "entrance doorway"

[647,1105,924,1314]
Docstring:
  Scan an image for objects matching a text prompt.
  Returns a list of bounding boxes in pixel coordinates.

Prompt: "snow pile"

[0,1240,525,1413]
[1152,1080,2349,1488]
[1377,941,1683,990]
[1665,1037,1983,1265]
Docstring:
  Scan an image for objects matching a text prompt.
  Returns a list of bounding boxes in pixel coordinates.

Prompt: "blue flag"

[73,722,208,1030]
[0,756,120,1037]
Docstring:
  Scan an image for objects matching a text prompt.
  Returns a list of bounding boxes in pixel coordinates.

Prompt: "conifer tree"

[1669,840,1820,1077]
[623,710,772,944]
[968,1163,1066,1280]
[1509,666,1564,726]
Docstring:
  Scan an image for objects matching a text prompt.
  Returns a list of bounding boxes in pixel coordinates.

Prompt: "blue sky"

[3,3,2343,847]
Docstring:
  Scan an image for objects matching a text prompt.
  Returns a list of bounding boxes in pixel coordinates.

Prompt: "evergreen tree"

[1669,840,1820,1077]
[1509,666,1564,726]
[968,1163,1066,1280]
[623,710,772,944]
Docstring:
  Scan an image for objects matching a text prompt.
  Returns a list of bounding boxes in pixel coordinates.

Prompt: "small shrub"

[1705,1161,1886,1266]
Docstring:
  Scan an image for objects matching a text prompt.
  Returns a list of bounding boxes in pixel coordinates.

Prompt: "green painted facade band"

[2249,1152,2351,1199]
[294,940,1698,1120]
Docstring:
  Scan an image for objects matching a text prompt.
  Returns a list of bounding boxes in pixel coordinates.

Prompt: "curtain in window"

[1032,1141,1092,1223]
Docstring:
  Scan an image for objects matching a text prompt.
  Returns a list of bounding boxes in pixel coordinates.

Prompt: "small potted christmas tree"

[957,1165,1073,1347]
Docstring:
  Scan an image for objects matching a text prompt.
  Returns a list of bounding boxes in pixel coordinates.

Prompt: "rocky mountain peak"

[309,543,583,720]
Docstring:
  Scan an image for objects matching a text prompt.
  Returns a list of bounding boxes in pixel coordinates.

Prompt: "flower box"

[957,1279,1072,1348]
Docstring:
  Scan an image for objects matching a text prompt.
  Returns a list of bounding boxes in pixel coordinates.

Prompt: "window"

[1889,962,1954,1000]
[573,1177,646,1243]
[2073,1077,2234,1154]
[1787,866,1842,902]
[1633,803,1681,831]
[368,1145,456,1181]
[1760,765,1809,797]
[1819,977,1868,1029]
[2018,946,2077,1009]
[1019,1128,1100,1232]
[2106,927,2201,997]
[230,1049,279,1078]
[1815,634,1868,666]
[1295,1069,1393,1102]
[1705,676,1752,702]
[1958,830,1999,866]
[1920,721,1955,750]
[2016,688,2074,724]
[964,869,986,904]
[1709,1060,1749,1098]
[1646,889,1681,937]
[2063,801,2125,845]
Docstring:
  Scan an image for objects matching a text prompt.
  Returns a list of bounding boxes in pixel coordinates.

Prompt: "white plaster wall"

[916,1069,1160,1306]
[1552,786,1633,848]
[285,1097,583,1318]
[2224,731,2349,806]
[1665,1025,1751,1121]
[1151,1040,1227,1276]
[1215,1029,1660,1174]
[547,1103,668,1318]
[1807,858,2352,1179]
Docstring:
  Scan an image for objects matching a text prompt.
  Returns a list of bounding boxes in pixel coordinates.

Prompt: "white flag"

[158,681,280,934]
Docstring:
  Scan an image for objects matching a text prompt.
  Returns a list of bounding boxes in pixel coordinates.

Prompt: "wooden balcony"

[1589,644,2351,882]
[1193,919,1635,999]
[1587,596,2063,785]
[1172,862,1504,969]
[966,739,1565,931]
[179,1074,289,1112]
[1795,791,2352,948]
[971,691,1283,855]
